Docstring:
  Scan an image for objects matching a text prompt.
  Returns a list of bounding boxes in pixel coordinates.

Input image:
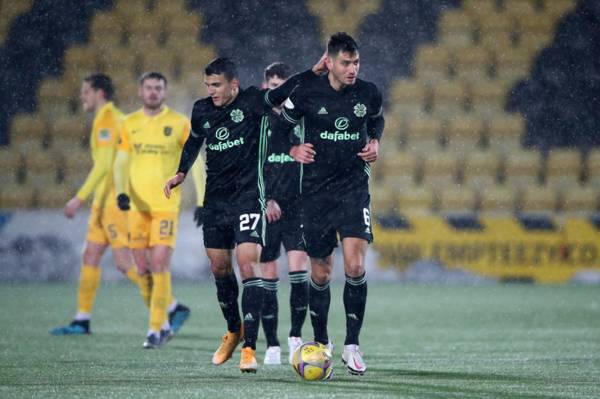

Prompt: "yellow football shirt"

[118,106,191,212]
[76,101,124,207]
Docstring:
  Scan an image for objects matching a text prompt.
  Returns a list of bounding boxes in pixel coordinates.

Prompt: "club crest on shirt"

[163,126,172,136]
[98,128,110,141]
[354,103,367,117]
[133,143,142,154]
[230,109,244,123]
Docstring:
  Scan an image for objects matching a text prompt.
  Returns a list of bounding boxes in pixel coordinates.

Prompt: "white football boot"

[263,346,281,365]
[341,344,366,375]
[287,336,303,364]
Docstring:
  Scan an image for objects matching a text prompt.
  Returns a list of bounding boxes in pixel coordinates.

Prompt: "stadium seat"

[62,148,93,186]
[0,182,35,209]
[438,10,475,49]
[380,152,419,187]
[89,11,125,44]
[430,80,468,117]
[469,80,508,117]
[542,0,576,22]
[544,148,582,188]
[487,113,525,150]
[370,186,397,215]
[307,0,381,40]
[462,0,499,18]
[478,184,517,215]
[503,149,543,188]
[0,148,23,184]
[388,80,426,118]
[445,115,484,151]
[519,185,558,214]
[38,79,77,109]
[396,183,435,215]
[437,185,477,214]
[37,183,72,208]
[405,115,442,151]
[421,151,459,187]
[139,46,178,78]
[494,48,531,83]
[0,0,33,44]
[10,114,47,149]
[163,11,203,39]
[23,151,61,184]
[462,150,501,188]
[64,45,99,73]
[561,184,599,215]
[477,12,515,47]
[454,47,492,83]
[585,150,600,188]
[50,115,87,144]
[414,45,451,82]
[113,0,149,20]
[504,0,539,17]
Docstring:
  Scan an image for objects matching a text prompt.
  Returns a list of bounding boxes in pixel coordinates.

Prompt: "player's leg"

[205,221,242,365]
[338,196,372,375]
[50,206,108,336]
[261,259,281,365]
[259,219,282,365]
[146,244,173,347]
[236,241,264,372]
[286,249,309,363]
[308,254,334,346]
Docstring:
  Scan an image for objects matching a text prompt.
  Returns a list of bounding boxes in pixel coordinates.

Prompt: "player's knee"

[345,263,365,278]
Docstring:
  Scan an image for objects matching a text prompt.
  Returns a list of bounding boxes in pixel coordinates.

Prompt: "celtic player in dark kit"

[277,33,384,375]
[258,62,313,366]
[164,56,326,373]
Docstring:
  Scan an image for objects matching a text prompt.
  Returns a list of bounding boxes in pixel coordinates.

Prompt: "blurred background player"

[164,57,325,372]
[259,62,310,365]
[50,73,145,336]
[279,33,384,375]
[114,71,201,348]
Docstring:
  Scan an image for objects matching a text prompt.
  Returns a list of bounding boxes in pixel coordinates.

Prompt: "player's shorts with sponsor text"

[260,201,305,263]
[128,211,179,249]
[203,199,263,249]
[86,205,128,248]
[302,190,373,259]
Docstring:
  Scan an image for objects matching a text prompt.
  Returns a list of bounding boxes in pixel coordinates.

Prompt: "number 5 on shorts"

[239,213,260,231]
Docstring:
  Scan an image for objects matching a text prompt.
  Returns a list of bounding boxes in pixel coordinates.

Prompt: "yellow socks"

[77,264,101,316]
[138,272,153,308]
[149,271,170,332]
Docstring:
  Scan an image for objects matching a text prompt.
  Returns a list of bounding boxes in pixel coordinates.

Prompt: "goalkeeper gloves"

[117,193,130,211]
[193,206,204,228]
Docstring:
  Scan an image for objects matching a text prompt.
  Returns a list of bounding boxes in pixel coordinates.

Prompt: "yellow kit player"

[51,74,146,335]
[114,71,203,348]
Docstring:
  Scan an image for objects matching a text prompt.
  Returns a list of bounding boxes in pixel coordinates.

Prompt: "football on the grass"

[291,341,333,381]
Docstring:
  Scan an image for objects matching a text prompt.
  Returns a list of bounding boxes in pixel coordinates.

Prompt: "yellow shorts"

[128,211,179,249]
[86,205,129,248]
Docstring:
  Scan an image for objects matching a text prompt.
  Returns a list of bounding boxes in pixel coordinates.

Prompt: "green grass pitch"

[0,282,598,398]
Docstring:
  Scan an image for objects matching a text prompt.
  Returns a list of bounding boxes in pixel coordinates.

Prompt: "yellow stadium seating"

[494,48,531,83]
[10,114,48,148]
[388,80,426,118]
[438,10,475,48]
[503,149,543,188]
[437,184,477,214]
[585,150,600,188]
[370,185,397,215]
[89,11,125,40]
[139,46,178,77]
[380,152,419,187]
[113,0,149,20]
[421,151,459,187]
[542,0,576,22]
[50,115,88,143]
[454,47,492,82]
[469,79,508,116]
[445,115,484,151]
[504,0,539,17]
[561,184,598,215]
[487,113,525,150]
[462,150,501,188]
[0,182,35,209]
[396,184,435,215]
[37,183,73,208]
[462,0,499,17]
[414,45,451,82]
[0,0,33,44]
[405,116,442,151]
[430,80,468,117]
[544,148,582,188]
[519,185,558,214]
[0,148,23,183]
[478,184,517,215]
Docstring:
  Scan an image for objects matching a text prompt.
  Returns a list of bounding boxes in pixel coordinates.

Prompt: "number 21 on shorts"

[239,213,260,231]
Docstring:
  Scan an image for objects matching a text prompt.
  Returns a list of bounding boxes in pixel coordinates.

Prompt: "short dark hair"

[205,57,238,81]
[84,73,114,100]
[264,62,291,82]
[139,71,167,86]
[327,32,359,57]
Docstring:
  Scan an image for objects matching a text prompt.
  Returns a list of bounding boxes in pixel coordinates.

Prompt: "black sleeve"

[177,101,207,175]
[264,69,315,108]
[367,85,384,141]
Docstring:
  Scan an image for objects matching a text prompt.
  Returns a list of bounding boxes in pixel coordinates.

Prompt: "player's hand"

[116,193,130,211]
[290,143,315,164]
[312,50,329,76]
[266,199,282,223]
[358,139,379,163]
[193,206,204,228]
[64,197,82,219]
[164,172,186,199]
